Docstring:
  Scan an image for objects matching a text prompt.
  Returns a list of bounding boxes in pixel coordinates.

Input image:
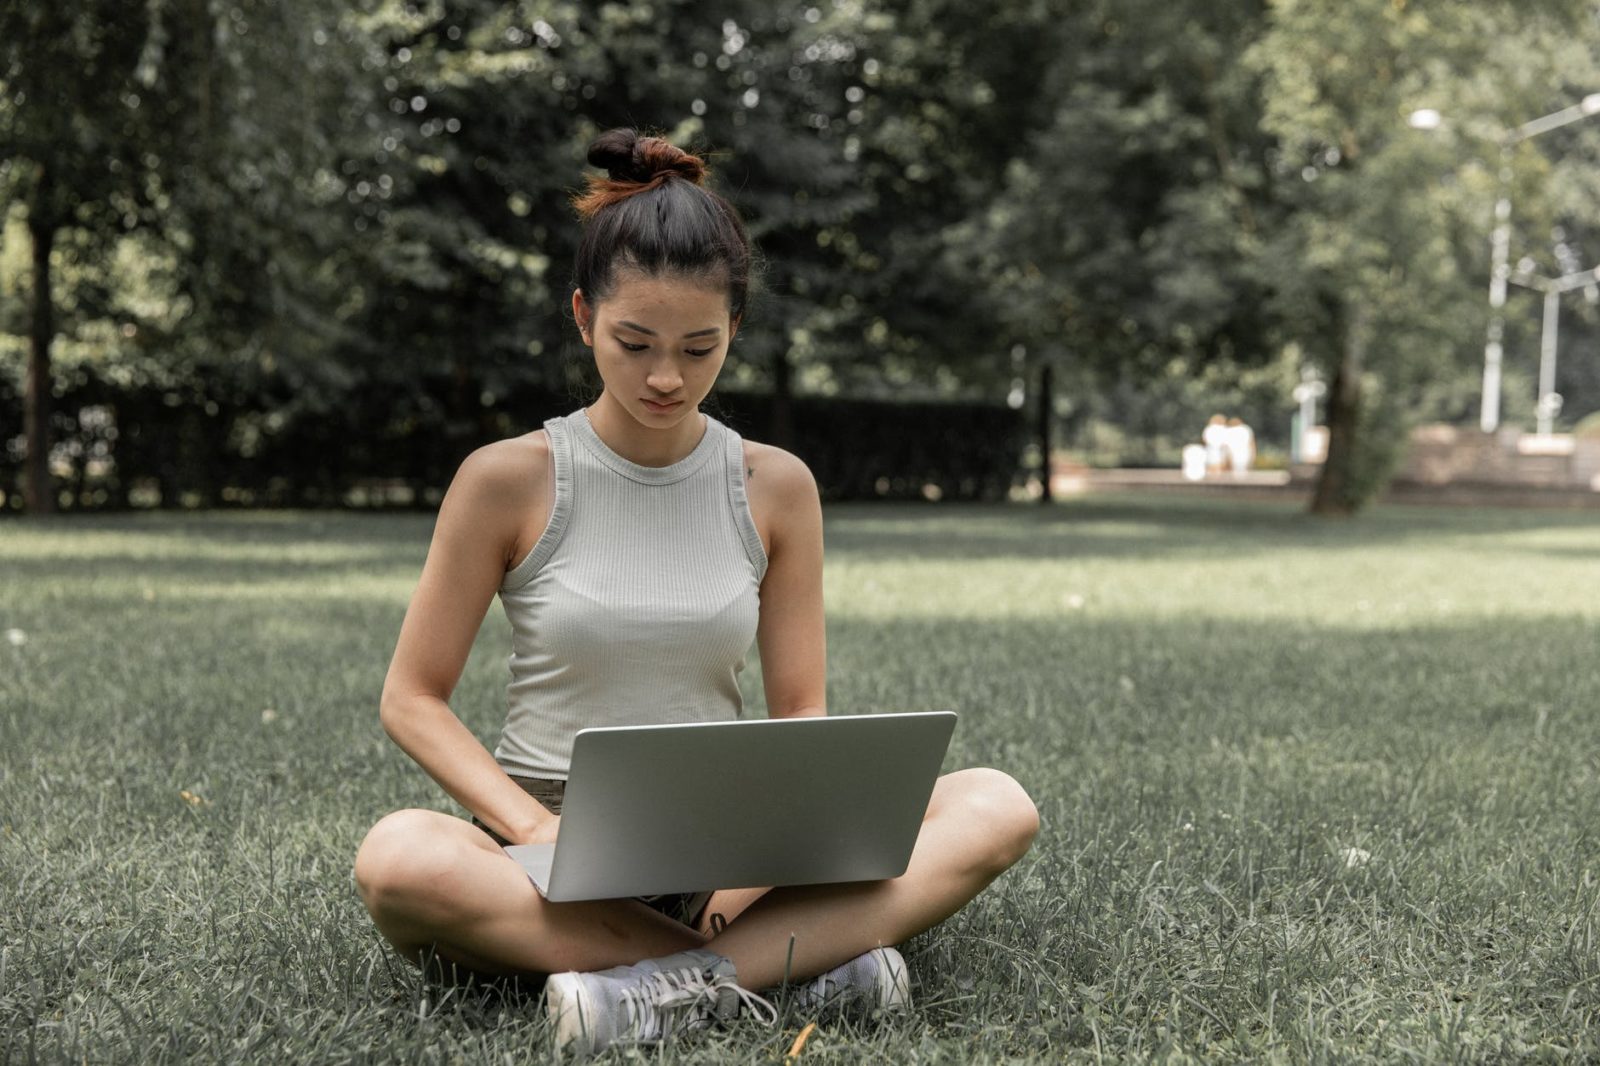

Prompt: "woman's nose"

[646,361,682,393]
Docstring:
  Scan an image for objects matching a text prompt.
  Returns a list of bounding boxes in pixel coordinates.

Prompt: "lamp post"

[1482,143,1513,434]
[1427,94,1600,432]
[1411,94,1600,433]
[1506,264,1600,435]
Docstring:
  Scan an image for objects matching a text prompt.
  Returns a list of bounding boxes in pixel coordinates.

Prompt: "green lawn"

[3,497,1599,1063]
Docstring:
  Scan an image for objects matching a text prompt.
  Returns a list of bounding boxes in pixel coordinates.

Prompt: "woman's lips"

[642,398,683,413]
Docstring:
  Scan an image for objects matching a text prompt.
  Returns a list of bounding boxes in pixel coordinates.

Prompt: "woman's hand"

[523,814,561,846]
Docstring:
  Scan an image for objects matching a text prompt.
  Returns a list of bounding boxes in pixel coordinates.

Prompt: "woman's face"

[573,272,738,431]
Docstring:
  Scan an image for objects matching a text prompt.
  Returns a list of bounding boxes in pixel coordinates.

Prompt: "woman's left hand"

[522,814,561,846]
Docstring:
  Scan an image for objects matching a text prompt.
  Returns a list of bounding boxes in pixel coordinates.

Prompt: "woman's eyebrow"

[618,320,723,339]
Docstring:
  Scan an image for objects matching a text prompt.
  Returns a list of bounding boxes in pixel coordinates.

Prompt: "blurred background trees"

[2,0,1598,513]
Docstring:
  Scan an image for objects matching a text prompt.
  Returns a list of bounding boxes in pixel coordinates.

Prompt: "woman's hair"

[572,128,754,321]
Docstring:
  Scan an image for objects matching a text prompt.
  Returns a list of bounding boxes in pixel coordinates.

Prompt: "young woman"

[352,128,1040,1055]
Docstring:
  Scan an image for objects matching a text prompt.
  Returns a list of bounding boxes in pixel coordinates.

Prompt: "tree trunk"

[24,193,57,515]
[769,346,794,451]
[1036,360,1053,503]
[1309,304,1369,516]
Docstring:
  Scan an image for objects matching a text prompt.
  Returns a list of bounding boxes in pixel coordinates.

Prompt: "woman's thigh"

[356,807,713,976]
[697,886,771,935]
[354,808,527,928]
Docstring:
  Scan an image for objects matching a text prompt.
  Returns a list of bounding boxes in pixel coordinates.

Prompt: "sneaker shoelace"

[724,977,779,1027]
[619,966,778,1039]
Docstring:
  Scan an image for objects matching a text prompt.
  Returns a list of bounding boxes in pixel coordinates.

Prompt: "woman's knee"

[945,768,1040,874]
[353,809,476,922]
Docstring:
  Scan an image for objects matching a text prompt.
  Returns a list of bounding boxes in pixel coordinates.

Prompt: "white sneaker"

[545,948,775,1056]
[796,946,911,1019]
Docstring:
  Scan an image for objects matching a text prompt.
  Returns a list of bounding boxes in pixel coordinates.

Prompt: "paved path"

[1061,468,1600,509]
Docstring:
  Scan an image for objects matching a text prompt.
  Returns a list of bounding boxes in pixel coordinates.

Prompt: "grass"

[3,495,1600,1064]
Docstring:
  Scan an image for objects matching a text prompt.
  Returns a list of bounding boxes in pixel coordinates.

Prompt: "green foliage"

[4,0,1600,510]
[1069,346,1302,467]
[1245,0,1599,510]
[969,1,1278,380]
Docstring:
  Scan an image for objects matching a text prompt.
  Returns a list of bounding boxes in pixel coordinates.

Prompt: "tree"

[0,3,166,512]
[947,0,1280,490]
[327,0,879,454]
[0,0,365,510]
[1248,0,1598,513]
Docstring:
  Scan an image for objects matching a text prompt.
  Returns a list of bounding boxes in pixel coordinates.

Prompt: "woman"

[352,128,1040,1055]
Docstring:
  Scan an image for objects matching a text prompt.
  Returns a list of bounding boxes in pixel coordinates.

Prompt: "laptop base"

[503,843,556,896]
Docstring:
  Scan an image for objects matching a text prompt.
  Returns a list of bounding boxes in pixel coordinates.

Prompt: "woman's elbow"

[378,689,417,741]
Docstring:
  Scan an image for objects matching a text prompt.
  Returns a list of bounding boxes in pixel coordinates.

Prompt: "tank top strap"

[500,415,575,591]
[723,424,769,582]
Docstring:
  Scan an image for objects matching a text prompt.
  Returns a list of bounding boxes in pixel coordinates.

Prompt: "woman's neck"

[584,392,707,467]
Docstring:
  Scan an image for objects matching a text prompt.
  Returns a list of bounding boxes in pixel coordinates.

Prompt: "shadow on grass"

[5,603,1599,1061]
[5,502,1599,1060]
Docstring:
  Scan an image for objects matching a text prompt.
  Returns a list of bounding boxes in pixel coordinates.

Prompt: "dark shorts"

[473,775,713,929]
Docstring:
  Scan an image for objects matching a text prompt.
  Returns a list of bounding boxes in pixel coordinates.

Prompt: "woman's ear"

[572,289,593,344]
[729,313,741,345]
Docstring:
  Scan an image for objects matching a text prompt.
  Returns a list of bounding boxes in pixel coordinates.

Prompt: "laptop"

[502,711,957,902]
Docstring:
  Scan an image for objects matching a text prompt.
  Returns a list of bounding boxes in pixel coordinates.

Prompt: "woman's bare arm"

[379,436,558,845]
[745,443,827,719]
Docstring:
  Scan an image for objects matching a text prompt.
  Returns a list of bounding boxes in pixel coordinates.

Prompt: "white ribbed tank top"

[492,408,769,780]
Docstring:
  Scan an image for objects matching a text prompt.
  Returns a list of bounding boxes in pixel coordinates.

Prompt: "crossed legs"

[353,767,1040,989]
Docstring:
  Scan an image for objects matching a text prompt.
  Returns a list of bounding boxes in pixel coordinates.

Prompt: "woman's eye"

[686,347,714,358]
[619,341,649,352]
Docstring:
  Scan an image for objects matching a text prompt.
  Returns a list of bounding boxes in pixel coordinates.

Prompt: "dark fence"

[705,392,1025,503]
[0,370,1025,510]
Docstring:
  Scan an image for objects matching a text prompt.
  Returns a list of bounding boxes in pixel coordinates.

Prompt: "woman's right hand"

[378,439,557,845]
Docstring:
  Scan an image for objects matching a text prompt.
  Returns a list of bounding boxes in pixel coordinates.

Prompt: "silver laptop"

[503,711,957,902]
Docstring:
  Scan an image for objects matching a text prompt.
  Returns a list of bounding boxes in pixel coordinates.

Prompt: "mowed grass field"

[3,496,1600,1064]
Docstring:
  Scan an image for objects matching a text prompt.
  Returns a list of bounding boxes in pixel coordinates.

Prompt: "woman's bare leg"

[703,767,1038,990]
[355,767,1037,987]
[353,809,706,977]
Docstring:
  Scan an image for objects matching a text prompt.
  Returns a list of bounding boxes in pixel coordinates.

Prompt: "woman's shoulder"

[738,438,818,500]
[455,430,551,496]
[737,438,820,560]
[442,433,549,526]
[732,435,819,560]
[446,431,552,570]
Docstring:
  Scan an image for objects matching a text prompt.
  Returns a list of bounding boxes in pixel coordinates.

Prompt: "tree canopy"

[3,0,1599,512]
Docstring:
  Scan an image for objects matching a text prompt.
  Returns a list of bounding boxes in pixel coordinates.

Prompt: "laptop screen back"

[544,711,957,901]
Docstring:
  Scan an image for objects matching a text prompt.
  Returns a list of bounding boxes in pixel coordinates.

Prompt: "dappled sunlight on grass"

[4,500,1600,1062]
[824,500,1600,627]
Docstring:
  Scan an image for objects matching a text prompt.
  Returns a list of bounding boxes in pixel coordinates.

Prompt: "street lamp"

[1506,263,1600,435]
[1422,94,1600,434]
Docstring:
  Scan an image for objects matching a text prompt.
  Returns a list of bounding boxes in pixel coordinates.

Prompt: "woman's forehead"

[596,274,731,325]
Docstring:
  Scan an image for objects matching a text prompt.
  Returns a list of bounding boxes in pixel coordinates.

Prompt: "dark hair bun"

[586,128,706,185]
[571,127,754,320]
